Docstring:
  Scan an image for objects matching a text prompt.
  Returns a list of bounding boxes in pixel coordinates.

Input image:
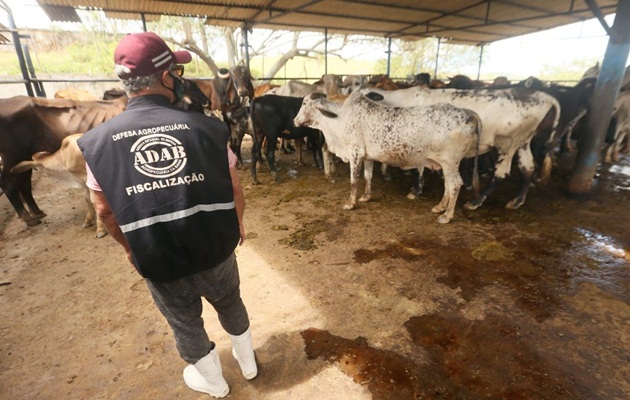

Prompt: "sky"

[0,0,621,78]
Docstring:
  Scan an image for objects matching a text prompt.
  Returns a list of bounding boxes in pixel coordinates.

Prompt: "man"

[77,32,257,398]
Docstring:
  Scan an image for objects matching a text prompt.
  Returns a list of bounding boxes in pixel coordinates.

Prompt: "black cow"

[250,94,323,184]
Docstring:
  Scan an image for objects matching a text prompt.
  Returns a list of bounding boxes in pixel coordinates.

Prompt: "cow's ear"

[317,107,338,119]
[365,92,384,101]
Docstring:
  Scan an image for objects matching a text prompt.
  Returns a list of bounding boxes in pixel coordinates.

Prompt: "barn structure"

[0,3,629,399]
[3,0,628,194]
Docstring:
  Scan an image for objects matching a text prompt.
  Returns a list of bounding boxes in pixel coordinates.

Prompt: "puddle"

[354,240,431,264]
[302,316,602,399]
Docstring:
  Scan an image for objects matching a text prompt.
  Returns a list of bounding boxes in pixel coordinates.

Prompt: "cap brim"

[173,50,192,64]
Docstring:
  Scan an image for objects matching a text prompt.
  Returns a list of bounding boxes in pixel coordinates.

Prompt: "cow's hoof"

[358,195,371,203]
[464,201,481,211]
[437,214,452,224]
[251,179,261,185]
[33,211,47,219]
[431,205,446,214]
[25,218,42,227]
[95,231,108,239]
[407,192,418,200]
[506,198,524,210]
[342,203,355,210]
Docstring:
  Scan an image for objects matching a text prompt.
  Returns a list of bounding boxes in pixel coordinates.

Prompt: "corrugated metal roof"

[36,0,619,45]
[104,11,161,22]
[40,5,82,23]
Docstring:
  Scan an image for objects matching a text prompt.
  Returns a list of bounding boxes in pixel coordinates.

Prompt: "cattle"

[272,74,344,98]
[0,95,128,226]
[362,85,560,211]
[413,73,432,87]
[10,134,106,238]
[225,105,252,167]
[605,91,630,163]
[490,76,511,87]
[294,91,481,223]
[341,75,367,94]
[514,77,596,154]
[446,75,477,89]
[249,94,323,184]
[193,65,254,112]
[1,78,210,228]
[254,83,280,97]
[371,75,399,90]
[54,88,99,101]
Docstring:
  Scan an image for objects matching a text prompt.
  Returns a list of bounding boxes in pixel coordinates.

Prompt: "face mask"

[168,73,185,104]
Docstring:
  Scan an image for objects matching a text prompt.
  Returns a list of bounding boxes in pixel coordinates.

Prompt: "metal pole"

[324,28,328,75]
[434,37,441,80]
[22,43,46,97]
[243,25,250,70]
[386,37,392,76]
[1,1,34,96]
[568,0,630,194]
[477,44,484,80]
[141,13,147,32]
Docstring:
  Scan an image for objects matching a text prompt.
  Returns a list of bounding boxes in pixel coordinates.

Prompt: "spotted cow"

[294,91,481,223]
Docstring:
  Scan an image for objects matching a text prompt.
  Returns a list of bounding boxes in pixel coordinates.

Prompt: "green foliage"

[538,57,600,82]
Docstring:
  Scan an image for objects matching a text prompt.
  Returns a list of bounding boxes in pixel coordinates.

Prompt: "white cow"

[11,134,106,238]
[605,91,630,163]
[272,74,345,97]
[294,91,481,223]
[361,86,561,210]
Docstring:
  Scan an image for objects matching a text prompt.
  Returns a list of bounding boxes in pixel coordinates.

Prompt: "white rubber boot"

[183,348,229,398]
[230,327,258,379]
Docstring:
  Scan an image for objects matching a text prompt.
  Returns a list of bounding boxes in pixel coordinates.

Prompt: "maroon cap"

[114,32,192,78]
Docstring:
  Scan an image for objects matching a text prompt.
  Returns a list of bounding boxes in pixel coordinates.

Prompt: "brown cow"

[0,95,128,226]
[54,88,99,101]
[11,134,106,238]
[254,83,280,97]
[1,78,209,227]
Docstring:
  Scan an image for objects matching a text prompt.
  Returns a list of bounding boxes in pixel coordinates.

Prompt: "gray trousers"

[145,252,250,364]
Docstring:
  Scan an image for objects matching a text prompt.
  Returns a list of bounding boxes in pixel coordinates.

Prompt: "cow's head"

[294,92,338,129]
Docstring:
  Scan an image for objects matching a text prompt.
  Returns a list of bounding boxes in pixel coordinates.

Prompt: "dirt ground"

[1,141,629,400]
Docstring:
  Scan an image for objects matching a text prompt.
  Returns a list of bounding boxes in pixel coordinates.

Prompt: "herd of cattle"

[1,64,629,234]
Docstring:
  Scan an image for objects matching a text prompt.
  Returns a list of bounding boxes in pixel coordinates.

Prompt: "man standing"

[78,32,257,398]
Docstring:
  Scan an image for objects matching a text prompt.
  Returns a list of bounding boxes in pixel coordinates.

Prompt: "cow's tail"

[540,97,562,184]
[469,111,481,201]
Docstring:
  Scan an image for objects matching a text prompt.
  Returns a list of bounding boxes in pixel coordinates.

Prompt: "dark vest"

[78,95,240,282]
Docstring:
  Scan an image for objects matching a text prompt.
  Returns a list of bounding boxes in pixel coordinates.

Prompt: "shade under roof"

[36,1,619,45]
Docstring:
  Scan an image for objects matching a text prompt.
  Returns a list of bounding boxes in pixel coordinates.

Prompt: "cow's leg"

[265,137,280,183]
[322,143,336,182]
[294,137,304,165]
[359,160,374,203]
[433,163,463,224]
[87,189,107,238]
[17,170,46,219]
[464,150,514,210]
[84,188,107,238]
[1,171,42,226]
[307,134,322,169]
[250,136,262,185]
[381,163,391,181]
[507,144,535,209]
[3,186,41,226]
[407,167,425,200]
[343,154,362,210]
